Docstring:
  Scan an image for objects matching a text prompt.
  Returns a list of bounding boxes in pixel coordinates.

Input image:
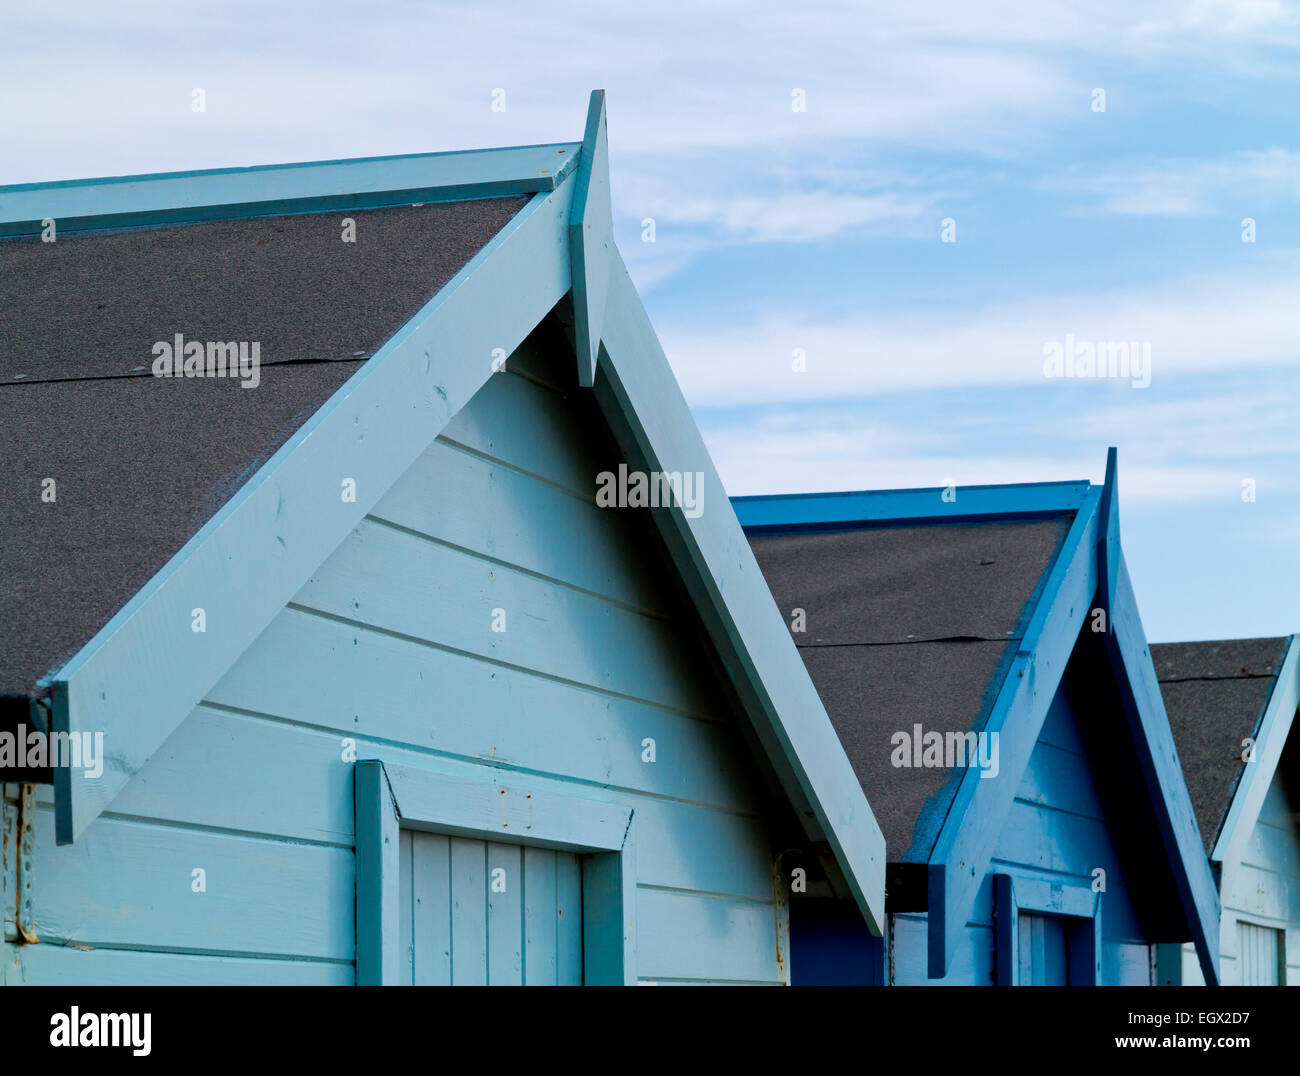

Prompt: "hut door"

[1017,913,1069,985]
[398,831,584,985]
[1238,922,1283,985]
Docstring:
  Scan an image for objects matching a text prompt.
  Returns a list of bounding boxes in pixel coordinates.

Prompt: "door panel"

[1239,921,1282,985]
[398,830,583,985]
[1018,912,1068,985]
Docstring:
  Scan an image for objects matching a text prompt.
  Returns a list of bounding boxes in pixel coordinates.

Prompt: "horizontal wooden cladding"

[28,708,776,902]
[635,889,782,984]
[4,944,350,986]
[205,608,759,809]
[439,364,616,496]
[24,805,354,962]
[293,518,719,717]
[371,436,670,616]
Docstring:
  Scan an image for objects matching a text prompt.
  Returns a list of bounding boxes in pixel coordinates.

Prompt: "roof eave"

[0,141,581,239]
[1210,634,1300,867]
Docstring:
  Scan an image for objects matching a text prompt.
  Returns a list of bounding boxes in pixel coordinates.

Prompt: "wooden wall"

[1172,770,1300,986]
[3,323,789,985]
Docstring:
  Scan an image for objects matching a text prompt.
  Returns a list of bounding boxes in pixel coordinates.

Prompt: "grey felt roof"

[746,516,1072,860]
[1151,637,1292,853]
[0,195,527,702]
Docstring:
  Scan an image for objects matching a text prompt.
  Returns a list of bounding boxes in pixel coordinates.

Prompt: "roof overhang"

[7,93,886,934]
[734,451,1222,982]
[1210,634,1300,871]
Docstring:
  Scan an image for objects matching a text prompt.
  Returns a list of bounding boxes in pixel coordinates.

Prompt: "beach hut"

[1152,636,1300,985]
[733,452,1222,984]
[0,93,885,985]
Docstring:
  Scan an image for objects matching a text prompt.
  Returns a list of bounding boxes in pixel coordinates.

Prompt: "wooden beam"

[354,760,401,986]
[594,247,887,934]
[926,488,1101,977]
[0,142,580,238]
[382,758,631,854]
[1105,553,1223,986]
[568,90,614,387]
[733,481,1090,532]
[1212,635,1299,870]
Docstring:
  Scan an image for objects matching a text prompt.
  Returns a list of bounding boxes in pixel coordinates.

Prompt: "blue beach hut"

[1152,636,1300,985]
[0,93,884,986]
[733,452,1222,985]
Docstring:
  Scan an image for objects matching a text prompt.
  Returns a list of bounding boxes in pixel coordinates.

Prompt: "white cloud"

[1055,148,1300,216]
[660,264,1300,406]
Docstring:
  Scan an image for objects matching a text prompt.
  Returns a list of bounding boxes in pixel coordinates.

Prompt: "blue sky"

[3,0,1297,640]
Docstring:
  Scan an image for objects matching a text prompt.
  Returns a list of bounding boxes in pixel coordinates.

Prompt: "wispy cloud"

[662,264,1300,406]
[1054,148,1300,216]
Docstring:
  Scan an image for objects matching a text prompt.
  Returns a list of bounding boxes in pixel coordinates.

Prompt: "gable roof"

[746,516,1070,860]
[0,92,886,933]
[0,196,527,704]
[1153,635,1299,865]
[734,454,1222,983]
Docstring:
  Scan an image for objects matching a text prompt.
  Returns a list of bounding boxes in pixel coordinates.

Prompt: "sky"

[2,0,1297,641]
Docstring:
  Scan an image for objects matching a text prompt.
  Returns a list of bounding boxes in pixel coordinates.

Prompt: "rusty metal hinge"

[16,783,37,944]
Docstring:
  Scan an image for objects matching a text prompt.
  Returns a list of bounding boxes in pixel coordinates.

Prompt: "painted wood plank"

[372,437,670,615]
[1106,552,1222,985]
[398,829,414,985]
[51,172,577,844]
[206,610,756,806]
[523,847,559,986]
[583,838,636,985]
[1015,740,1106,821]
[411,832,453,986]
[733,482,1089,532]
[487,841,523,984]
[0,142,581,237]
[634,888,780,984]
[355,760,400,983]
[1104,941,1154,985]
[1240,817,1300,878]
[439,370,617,496]
[4,945,352,986]
[596,247,885,932]
[295,518,718,717]
[450,837,489,986]
[383,757,632,854]
[926,489,1100,977]
[87,703,774,899]
[1223,863,1300,923]
[890,915,996,986]
[569,91,614,387]
[557,851,584,985]
[27,807,353,961]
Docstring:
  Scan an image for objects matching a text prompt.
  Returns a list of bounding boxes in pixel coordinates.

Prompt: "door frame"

[994,872,1102,985]
[355,758,636,985]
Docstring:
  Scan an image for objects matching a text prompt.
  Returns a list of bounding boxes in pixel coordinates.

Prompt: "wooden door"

[396,831,583,985]
[1017,912,1069,985]
[1239,921,1282,985]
